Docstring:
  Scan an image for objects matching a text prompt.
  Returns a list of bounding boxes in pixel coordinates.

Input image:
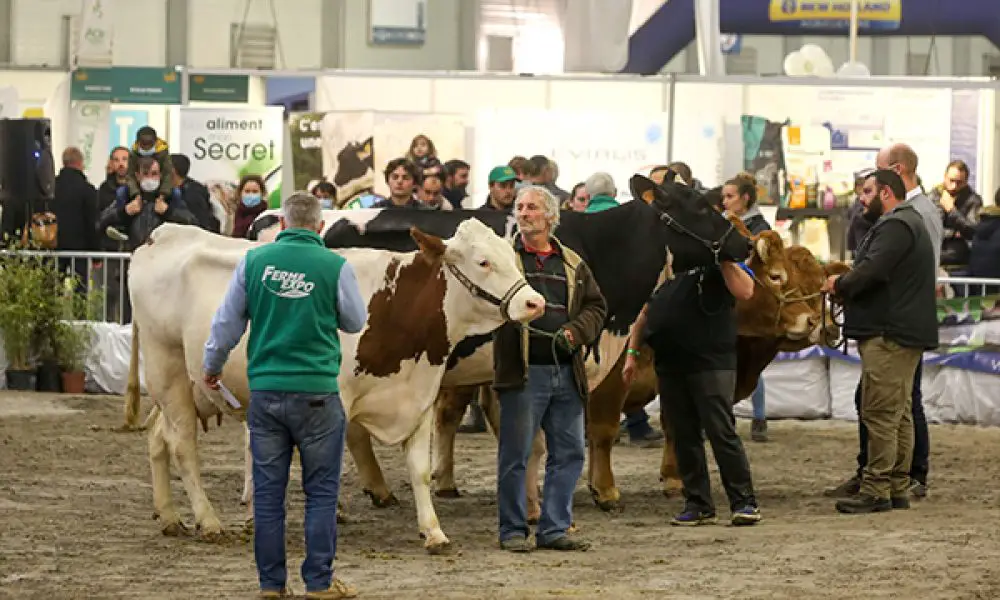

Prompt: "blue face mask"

[320,198,333,209]
[242,193,262,207]
[137,146,156,157]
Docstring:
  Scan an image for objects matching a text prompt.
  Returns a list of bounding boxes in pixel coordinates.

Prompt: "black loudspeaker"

[0,118,56,240]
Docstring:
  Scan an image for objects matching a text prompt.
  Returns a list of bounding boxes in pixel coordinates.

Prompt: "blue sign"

[109,109,148,149]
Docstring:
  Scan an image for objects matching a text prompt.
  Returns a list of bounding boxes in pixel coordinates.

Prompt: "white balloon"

[837,61,872,78]
[799,44,835,77]
[784,51,807,76]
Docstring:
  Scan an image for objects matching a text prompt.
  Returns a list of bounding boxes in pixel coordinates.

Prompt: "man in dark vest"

[822,169,939,514]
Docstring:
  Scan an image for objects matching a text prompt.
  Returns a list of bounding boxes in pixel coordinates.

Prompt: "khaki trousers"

[858,337,922,499]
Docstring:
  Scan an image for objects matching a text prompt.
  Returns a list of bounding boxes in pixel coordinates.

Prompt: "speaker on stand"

[0,118,57,244]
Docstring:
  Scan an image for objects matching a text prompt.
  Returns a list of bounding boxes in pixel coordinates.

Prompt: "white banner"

[69,101,111,185]
[75,0,114,67]
[177,106,285,209]
[0,87,19,118]
[473,108,670,203]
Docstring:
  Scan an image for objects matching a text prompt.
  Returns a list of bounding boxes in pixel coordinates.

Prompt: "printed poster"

[320,111,375,205]
[474,108,670,202]
[108,109,148,149]
[287,112,325,194]
[68,101,111,186]
[177,106,284,210]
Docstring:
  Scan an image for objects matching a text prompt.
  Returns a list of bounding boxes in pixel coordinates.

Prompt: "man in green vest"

[202,191,367,599]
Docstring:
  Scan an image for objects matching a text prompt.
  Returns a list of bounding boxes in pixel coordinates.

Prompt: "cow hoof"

[161,520,189,537]
[197,526,226,543]
[661,478,684,497]
[424,537,451,555]
[589,486,621,512]
[568,522,579,534]
[434,488,462,499]
[363,489,400,508]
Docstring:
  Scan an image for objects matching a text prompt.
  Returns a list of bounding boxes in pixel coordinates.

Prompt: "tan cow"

[122,220,545,553]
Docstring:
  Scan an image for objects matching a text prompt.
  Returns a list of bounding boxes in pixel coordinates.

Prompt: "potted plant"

[33,262,69,392]
[52,277,103,394]
[0,249,50,390]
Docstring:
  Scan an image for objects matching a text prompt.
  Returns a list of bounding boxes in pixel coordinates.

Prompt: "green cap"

[488,165,518,184]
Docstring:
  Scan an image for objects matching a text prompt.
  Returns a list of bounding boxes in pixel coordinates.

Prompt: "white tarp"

[734,358,832,420]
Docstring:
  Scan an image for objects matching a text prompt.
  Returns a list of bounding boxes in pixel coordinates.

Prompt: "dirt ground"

[2,393,1000,600]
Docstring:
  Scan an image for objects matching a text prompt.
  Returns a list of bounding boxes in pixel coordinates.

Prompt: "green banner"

[188,74,249,103]
[110,67,181,104]
[70,68,113,101]
[70,67,182,104]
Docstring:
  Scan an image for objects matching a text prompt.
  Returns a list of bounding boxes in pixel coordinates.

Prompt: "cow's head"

[738,231,821,340]
[412,218,545,335]
[630,173,751,273]
[776,246,851,349]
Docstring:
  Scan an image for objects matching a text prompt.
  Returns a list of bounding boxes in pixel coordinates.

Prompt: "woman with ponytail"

[722,172,770,442]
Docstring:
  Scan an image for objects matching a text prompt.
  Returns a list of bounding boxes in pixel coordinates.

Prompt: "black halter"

[445,263,530,322]
[655,209,738,268]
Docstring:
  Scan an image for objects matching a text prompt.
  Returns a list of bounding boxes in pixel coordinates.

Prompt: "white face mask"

[140,178,160,192]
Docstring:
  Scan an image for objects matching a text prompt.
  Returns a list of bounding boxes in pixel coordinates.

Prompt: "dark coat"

[492,236,608,402]
[52,167,100,251]
[97,189,198,251]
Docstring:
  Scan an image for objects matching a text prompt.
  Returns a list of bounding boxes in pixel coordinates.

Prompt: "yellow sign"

[769,1,901,26]
[22,108,44,118]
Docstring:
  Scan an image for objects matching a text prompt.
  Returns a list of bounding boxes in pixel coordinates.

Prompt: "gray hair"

[585,172,616,198]
[515,184,560,228]
[282,191,323,229]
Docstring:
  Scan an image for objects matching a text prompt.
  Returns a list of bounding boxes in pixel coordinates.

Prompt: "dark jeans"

[248,391,346,593]
[623,408,654,437]
[497,364,585,545]
[656,367,756,513]
[854,360,929,485]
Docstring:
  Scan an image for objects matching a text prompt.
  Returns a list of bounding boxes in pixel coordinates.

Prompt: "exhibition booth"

[1,67,999,424]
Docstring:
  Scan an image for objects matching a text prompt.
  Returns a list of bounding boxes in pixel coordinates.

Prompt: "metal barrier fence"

[0,250,133,325]
[0,251,997,328]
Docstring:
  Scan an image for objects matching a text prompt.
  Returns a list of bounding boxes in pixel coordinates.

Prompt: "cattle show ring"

[2,72,1000,598]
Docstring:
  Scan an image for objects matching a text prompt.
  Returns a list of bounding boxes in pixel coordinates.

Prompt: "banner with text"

[178,106,284,210]
[473,108,670,203]
[69,101,111,186]
[287,112,325,194]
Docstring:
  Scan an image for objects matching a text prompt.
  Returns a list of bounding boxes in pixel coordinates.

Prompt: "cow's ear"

[755,236,769,263]
[410,227,446,261]
[630,174,663,206]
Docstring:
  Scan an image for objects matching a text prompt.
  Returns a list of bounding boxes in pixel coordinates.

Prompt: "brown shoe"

[305,578,358,599]
[823,475,861,498]
[835,494,892,514]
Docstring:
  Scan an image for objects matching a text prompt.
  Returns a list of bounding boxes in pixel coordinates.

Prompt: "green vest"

[243,228,346,393]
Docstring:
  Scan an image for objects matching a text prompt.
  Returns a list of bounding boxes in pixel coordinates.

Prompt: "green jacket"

[585,194,619,213]
[243,228,346,393]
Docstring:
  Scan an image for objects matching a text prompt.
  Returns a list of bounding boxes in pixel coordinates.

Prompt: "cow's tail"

[122,321,144,430]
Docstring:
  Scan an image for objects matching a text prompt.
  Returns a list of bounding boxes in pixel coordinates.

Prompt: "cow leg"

[526,430,546,524]
[161,381,224,540]
[586,357,632,512]
[658,409,684,497]
[431,387,472,498]
[404,409,450,554]
[148,407,186,536]
[346,421,399,508]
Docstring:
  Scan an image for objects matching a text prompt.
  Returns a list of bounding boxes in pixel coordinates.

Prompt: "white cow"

[123,220,545,553]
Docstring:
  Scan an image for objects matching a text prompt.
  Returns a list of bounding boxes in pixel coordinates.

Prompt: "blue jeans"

[623,408,653,437]
[248,391,346,593]
[751,379,766,421]
[497,364,585,545]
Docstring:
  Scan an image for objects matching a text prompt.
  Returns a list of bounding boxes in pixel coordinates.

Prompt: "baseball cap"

[488,165,518,184]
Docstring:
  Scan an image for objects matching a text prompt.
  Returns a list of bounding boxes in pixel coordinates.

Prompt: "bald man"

[53,146,100,252]
[826,142,942,500]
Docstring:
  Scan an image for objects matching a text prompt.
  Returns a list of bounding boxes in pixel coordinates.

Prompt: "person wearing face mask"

[233,174,269,238]
[821,169,938,515]
[311,181,338,210]
[125,126,174,205]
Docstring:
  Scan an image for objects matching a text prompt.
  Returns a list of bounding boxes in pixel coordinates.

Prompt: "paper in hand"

[217,382,242,409]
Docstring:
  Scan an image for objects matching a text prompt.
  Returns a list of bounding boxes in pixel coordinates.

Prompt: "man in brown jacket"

[493,185,607,553]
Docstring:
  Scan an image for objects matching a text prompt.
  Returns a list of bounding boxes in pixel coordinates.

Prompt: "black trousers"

[656,367,756,513]
[854,360,929,484]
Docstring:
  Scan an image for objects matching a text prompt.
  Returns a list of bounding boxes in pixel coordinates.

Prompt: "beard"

[862,196,884,224]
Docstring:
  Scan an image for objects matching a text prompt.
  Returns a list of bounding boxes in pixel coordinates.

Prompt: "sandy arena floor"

[1,392,1000,599]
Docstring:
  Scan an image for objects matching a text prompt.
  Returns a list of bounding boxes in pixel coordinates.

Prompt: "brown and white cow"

[121,220,545,553]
